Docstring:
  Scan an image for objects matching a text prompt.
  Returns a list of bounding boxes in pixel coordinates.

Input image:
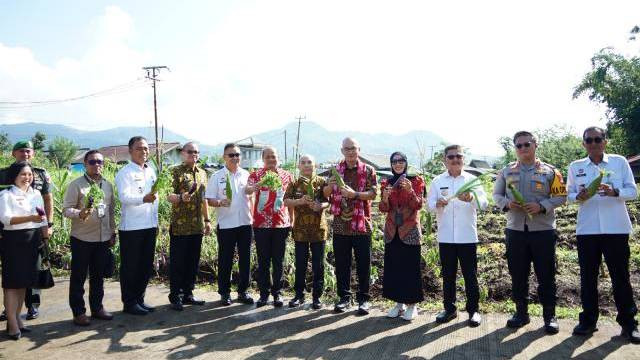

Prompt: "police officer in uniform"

[0,140,54,321]
[493,131,567,334]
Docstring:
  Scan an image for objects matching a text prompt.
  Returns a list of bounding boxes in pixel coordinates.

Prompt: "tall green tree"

[573,29,640,156]
[0,132,11,154]
[31,131,47,151]
[47,137,77,168]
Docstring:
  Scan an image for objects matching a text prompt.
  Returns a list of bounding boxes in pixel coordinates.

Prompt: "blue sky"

[1,1,639,155]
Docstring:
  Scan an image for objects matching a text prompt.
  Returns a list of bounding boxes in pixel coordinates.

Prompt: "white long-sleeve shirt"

[205,166,252,229]
[567,153,638,235]
[427,170,488,244]
[115,162,158,231]
[0,186,47,230]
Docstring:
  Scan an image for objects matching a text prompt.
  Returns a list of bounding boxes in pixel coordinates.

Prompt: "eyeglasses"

[87,159,104,166]
[515,142,533,149]
[446,154,463,160]
[342,146,357,152]
[584,137,604,144]
[391,159,406,164]
[226,153,241,158]
[185,150,199,155]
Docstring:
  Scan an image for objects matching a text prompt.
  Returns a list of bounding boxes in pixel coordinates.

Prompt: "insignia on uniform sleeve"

[550,169,567,196]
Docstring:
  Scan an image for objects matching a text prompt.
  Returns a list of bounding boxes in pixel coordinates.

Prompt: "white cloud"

[1,1,639,155]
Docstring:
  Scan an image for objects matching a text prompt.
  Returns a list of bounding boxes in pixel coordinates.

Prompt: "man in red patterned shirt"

[245,146,293,307]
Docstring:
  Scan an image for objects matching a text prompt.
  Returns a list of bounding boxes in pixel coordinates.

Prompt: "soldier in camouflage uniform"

[493,131,567,334]
[0,140,53,321]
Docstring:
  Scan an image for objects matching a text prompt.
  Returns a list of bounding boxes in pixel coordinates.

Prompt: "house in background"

[465,158,494,178]
[72,142,182,169]
[236,137,268,169]
[628,154,640,181]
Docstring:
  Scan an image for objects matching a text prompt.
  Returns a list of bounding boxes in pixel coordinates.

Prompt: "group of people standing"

[0,126,638,344]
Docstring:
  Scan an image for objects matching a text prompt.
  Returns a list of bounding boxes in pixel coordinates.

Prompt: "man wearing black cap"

[0,140,54,321]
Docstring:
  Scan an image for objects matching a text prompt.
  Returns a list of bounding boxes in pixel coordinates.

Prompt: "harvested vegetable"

[445,173,491,208]
[35,206,45,216]
[150,175,168,194]
[583,169,613,200]
[257,171,282,191]
[188,181,197,195]
[331,168,346,188]
[507,181,532,219]
[84,182,105,209]
[225,173,233,201]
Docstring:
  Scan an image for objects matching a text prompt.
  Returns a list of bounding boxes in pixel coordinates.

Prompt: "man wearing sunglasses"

[493,131,567,334]
[567,126,639,343]
[166,142,211,311]
[205,143,255,306]
[427,145,488,327]
[0,140,53,321]
[62,150,116,326]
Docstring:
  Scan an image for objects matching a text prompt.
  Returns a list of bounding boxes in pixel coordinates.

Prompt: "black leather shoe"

[436,310,457,324]
[273,295,284,308]
[572,322,598,335]
[0,310,7,321]
[544,317,560,334]
[138,302,155,312]
[312,298,322,310]
[238,293,255,305]
[289,297,305,308]
[357,301,371,315]
[19,326,32,333]
[506,313,530,328]
[7,331,21,340]
[123,304,149,316]
[26,307,39,320]
[334,298,351,313]
[256,295,269,308]
[469,312,482,327]
[170,301,184,311]
[621,326,640,344]
[220,295,232,306]
[183,295,205,306]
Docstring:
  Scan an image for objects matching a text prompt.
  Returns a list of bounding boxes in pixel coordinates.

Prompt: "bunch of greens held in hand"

[445,172,494,209]
[258,171,282,191]
[84,182,105,209]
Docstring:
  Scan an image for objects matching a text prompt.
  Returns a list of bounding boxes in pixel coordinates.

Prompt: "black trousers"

[577,234,638,328]
[217,225,252,296]
[505,228,557,317]
[439,243,479,314]
[254,227,289,296]
[333,234,371,303]
[119,228,157,307]
[294,241,325,299]
[69,237,109,317]
[169,233,203,302]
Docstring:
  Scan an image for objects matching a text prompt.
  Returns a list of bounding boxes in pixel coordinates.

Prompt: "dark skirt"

[383,232,424,304]
[1,229,40,289]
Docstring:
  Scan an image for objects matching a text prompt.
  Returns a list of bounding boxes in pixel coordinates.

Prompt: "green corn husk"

[306,177,315,198]
[84,182,105,209]
[507,181,532,219]
[257,171,282,191]
[225,173,233,201]
[583,169,613,200]
[150,175,168,194]
[445,176,483,208]
[331,168,346,188]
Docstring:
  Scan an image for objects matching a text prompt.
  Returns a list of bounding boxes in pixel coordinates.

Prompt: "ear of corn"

[331,168,346,188]
[225,173,233,201]
[445,173,493,208]
[507,181,532,219]
[583,169,613,200]
[306,178,315,198]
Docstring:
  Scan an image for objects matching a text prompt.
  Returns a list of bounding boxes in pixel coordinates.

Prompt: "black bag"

[34,245,55,289]
[103,249,115,278]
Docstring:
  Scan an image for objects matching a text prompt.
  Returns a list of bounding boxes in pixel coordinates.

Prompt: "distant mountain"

[0,121,449,165]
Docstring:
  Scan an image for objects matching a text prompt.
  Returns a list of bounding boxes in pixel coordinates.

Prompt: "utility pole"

[143,65,169,171]
[284,130,287,163]
[294,115,305,164]
[429,145,437,160]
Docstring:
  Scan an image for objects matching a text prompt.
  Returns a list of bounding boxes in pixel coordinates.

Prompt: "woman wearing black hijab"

[379,152,425,321]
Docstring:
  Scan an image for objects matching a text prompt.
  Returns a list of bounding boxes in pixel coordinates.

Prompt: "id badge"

[258,190,269,211]
[97,203,106,218]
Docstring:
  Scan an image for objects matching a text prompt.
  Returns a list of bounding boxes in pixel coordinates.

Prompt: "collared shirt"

[0,186,47,230]
[62,174,116,242]
[115,162,158,231]
[284,175,329,242]
[247,167,293,228]
[331,163,378,236]
[169,163,209,236]
[205,166,252,229]
[427,170,488,244]
[567,153,638,235]
[493,160,566,231]
[0,164,51,195]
